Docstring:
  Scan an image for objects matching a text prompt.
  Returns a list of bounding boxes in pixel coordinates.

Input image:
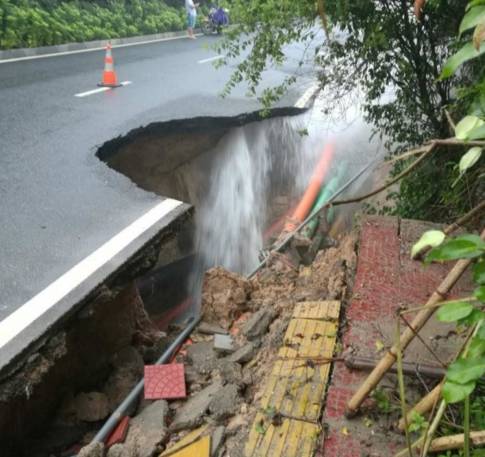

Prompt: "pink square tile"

[144,364,186,400]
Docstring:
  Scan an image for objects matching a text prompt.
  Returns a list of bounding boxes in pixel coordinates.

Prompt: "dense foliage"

[216,0,485,222]
[0,0,189,49]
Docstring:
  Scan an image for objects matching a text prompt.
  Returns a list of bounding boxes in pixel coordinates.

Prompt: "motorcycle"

[201,6,229,35]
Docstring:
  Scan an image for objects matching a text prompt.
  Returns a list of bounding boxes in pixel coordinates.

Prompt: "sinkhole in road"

[0,99,387,457]
[97,100,385,322]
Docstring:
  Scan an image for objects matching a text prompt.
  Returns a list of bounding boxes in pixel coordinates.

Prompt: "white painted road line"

[294,82,320,108]
[0,34,203,65]
[198,55,225,64]
[75,80,132,98]
[0,198,184,350]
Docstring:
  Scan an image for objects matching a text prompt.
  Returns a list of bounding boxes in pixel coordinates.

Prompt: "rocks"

[214,360,243,386]
[214,334,235,354]
[225,414,249,436]
[70,392,110,422]
[122,400,168,457]
[103,347,144,414]
[170,381,222,431]
[187,341,218,374]
[78,442,104,457]
[211,426,226,455]
[228,342,257,364]
[201,267,251,329]
[106,444,127,457]
[197,321,228,335]
[242,307,277,340]
[208,384,241,422]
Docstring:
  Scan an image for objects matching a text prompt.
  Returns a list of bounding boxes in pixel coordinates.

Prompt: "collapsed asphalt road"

[0,32,321,370]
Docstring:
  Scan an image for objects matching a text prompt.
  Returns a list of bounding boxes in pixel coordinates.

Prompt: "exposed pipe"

[90,316,200,446]
[248,159,376,278]
[301,165,344,239]
[283,143,335,232]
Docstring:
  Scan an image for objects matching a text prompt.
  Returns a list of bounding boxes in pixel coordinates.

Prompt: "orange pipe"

[284,143,335,232]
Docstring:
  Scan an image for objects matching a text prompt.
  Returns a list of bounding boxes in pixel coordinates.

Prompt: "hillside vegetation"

[0,0,190,49]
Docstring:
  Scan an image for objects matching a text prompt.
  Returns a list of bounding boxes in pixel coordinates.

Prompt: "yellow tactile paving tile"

[278,318,338,359]
[292,301,340,321]
[245,413,320,457]
[160,425,209,456]
[168,435,210,457]
[260,366,331,421]
[245,301,340,457]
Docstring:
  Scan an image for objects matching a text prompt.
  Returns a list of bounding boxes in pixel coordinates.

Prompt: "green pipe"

[301,166,345,239]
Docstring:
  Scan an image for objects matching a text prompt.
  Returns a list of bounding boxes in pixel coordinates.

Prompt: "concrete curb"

[0,29,199,62]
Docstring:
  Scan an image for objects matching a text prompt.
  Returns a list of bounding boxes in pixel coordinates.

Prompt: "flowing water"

[190,89,387,301]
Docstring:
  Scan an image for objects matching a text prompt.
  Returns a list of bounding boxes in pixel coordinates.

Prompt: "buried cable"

[248,159,377,279]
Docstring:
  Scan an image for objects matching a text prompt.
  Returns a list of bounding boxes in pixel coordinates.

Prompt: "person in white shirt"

[185,0,199,39]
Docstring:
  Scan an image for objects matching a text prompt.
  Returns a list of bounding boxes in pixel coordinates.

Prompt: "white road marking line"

[0,34,203,64]
[294,82,320,108]
[0,198,184,350]
[198,54,224,64]
[75,80,132,98]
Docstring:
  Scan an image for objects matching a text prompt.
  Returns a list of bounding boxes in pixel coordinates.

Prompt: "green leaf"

[426,239,484,262]
[454,115,485,140]
[443,380,476,403]
[468,337,485,358]
[446,357,485,384]
[459,147,482,174]
[475,285,485,301]
[437,301,474,322]
[473,261,485,284]
[441,43,485,79]
[411,230,445,259]
[459,5,485,35]
[469,122,485,140]
[459,308,485,325]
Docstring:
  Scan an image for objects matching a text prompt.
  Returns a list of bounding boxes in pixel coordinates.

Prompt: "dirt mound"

[201,267,252,329]
[294,233,357,301]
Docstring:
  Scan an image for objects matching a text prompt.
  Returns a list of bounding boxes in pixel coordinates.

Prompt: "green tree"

[217,0,485,221]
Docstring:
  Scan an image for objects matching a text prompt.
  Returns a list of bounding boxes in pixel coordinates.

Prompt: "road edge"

[0,29,201,63]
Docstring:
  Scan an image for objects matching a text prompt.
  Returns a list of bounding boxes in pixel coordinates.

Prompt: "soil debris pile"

[201,267,252,329]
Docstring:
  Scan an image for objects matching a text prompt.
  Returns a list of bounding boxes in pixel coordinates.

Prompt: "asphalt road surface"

[0,33,319,368]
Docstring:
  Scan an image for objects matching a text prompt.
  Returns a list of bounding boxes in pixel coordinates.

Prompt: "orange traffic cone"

[98,43,121,88]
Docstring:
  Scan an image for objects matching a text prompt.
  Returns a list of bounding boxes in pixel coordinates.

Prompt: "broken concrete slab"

[211,426,225,455]
[170,381,222,432]
[123,400,168,457]
[197,322,228,335]
[208,384,241,422]
[227,342,257,364]
[186,342,218,374]
[213,334,235,354]
[242,308,277,340]
[78,442,105,457]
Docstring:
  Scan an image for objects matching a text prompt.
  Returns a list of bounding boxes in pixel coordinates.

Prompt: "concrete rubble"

[40,232,360,457]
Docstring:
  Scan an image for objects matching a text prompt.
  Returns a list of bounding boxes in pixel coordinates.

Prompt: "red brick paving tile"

[321,216,473,456]
[106,416,130,447]
[144,364,186,400]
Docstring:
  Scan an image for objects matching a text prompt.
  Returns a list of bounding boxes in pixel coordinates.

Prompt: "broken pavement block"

[169,435,210,457]
[197,321,228,335]
[144,364,186,400]
[242,307,277,340]
[213,334,235,354]
[106,416,130,448]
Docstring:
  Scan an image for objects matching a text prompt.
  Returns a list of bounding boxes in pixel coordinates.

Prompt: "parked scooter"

[201,6,229,35]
